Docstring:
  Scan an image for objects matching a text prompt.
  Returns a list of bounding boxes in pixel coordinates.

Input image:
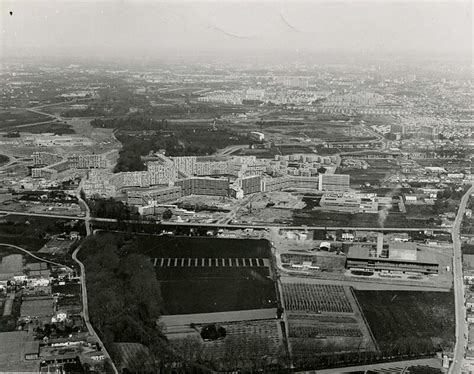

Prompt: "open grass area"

[0,109,50,128]
[354,290,455,354]
[15,122,75,135]
[0,235,48,252]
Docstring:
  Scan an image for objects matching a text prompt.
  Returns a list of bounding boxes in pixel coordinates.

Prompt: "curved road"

[0,243,73,271]
[449,184,474,374]
[72,244,118,373]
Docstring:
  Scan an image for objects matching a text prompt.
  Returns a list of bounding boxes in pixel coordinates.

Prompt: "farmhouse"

[346,243,439,275]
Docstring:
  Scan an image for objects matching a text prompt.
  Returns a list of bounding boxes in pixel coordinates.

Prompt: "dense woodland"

[78,235,169,369]
[90,115,248,172]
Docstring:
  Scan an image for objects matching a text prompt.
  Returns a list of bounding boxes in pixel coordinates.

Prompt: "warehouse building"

[346,242,439,275]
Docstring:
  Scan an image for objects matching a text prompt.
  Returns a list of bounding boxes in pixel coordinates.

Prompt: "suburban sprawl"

[0,53,472,374]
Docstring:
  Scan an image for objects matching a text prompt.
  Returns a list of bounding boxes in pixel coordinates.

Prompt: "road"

[72,244,118,373]
[70,178,117,372]
[449,184,473,374]
[215,144,248,156]
[0,210,452,232]
[0,243,73,271]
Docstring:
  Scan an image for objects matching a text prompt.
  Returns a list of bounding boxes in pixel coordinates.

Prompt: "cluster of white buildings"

[31,150,119,180]
[81,152,349,211]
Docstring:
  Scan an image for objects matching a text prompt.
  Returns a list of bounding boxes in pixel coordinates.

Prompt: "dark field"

[129,236,277,315]
[0,214,83,252]
[161,278,276,314]
[0,110,50,128]
[354,290,455,353]
[0,155,8,166]
[0,235,48,252]
[292,210,432,228]
[339,159,401,187]
[15,122,75,135]
[127,236,271,258]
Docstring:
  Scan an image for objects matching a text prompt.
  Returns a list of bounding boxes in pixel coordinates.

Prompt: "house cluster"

[0,254,106,372]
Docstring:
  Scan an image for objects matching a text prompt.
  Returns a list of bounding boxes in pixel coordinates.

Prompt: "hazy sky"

[1,1,472,59]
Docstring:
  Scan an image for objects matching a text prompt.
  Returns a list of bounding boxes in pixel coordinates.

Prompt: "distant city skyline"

[1,1,472,60]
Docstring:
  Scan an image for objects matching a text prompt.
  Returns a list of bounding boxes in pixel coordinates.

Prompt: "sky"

[1,1,472,59]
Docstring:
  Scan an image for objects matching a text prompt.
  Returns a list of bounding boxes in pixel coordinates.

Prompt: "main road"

[0,210,451,232]
[449,184,473,374]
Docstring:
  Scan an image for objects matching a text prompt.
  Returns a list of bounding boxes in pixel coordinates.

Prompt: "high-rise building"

[318,174,350,192]
[175,177,230,196]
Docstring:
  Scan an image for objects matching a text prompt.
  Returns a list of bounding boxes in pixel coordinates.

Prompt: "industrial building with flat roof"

[346,242,439,275]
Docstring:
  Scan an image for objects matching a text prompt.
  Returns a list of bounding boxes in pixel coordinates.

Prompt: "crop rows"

[197,321,281,362]
[289,325,362,338]
[282,283,353,313]
[287,313,356,324]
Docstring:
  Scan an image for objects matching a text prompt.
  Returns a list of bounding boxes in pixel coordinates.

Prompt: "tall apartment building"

[175,177,230,197]
[195,160,228,176]
[239,175,261,195]
[261,176,292,192]
[126,185,182,206]
[74,149,119,169]
[111,171,151,189]
[147,161,178,184]
[171,156,197,176]
[82,170,117,197]
[318,174,350,192]
[33,152,63,166]
[419,125,440,139]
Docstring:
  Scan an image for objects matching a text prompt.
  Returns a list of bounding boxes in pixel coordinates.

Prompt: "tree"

[162,209,172,220]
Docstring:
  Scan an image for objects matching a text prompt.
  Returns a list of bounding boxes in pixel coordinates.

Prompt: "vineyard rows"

[287,313,357,323]
[197,320,281,363]
[282,283,353,313]
[289,325,363,338]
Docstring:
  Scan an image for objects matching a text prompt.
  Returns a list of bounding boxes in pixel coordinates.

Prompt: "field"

[0,155,8,167]
[338,159,401,188]
[127,236,277,315]
[170,320,286,371]
[0,109,51,128]
[127,236,272,258]
[354,290,455,354]
[281,281,377,370]
[282,283,353,313]
[14,122,75,135]
[291,209,426,228]
[0,214,83,252]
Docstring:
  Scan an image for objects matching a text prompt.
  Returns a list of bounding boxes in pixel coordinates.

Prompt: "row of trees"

[78,235,168,360]
[86,197,136,220]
